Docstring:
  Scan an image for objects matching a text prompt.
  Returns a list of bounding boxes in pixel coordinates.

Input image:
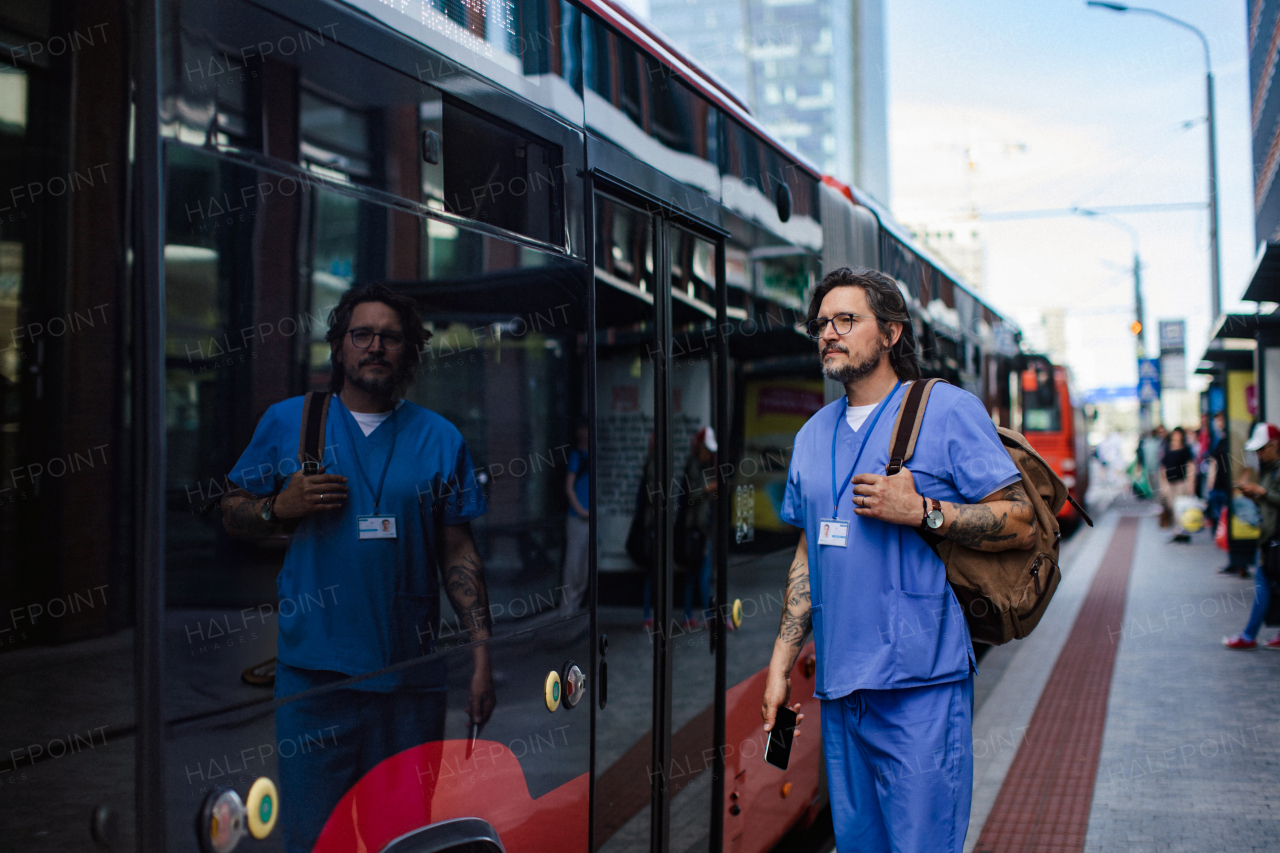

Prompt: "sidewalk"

[965,502,1280,852]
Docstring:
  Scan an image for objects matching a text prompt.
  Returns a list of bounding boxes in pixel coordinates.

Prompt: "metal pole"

[1086,3,1221,322]
[1135,250,1151,431]
[1207,69,1222,320]
[131,0,167,848]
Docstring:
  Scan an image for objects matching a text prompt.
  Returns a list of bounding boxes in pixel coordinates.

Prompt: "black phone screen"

[765,705,798,770]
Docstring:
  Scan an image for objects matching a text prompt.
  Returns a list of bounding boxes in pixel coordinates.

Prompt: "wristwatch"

[260,495,277,524]
[922,497,944,530]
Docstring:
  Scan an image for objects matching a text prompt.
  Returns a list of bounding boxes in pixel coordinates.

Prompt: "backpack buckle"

[887,457,904,474]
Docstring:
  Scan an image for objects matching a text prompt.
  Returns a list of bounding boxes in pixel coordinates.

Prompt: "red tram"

[0,1,1027,852]
[1019,355,1090,524]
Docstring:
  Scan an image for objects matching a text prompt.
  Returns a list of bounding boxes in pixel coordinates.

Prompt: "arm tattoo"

[443,551,493,643]
[776,555,812,653]
[221,487,278,539]
[944,483,1037,551]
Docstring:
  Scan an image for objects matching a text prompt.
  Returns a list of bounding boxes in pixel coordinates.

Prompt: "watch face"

[260,499,272,522]
[926,510,944,529]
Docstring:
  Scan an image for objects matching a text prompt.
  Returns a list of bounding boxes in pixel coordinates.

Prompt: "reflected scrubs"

[229,395,487,684]
[231,396,487,853]
[781,382,1019,853]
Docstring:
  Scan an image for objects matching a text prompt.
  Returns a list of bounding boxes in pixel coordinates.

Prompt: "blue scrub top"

[781,382,1020,699]
[229,396,487,689]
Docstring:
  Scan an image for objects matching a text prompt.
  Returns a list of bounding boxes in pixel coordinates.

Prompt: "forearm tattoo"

[444,551,493,643]
[944,483,1037,551]
[221,487,278,538]
[776,555,812,654]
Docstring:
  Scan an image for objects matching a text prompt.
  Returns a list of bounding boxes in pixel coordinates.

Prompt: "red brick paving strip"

[973,515,1139,853]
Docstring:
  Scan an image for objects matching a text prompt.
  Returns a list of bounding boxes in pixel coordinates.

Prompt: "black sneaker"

[1171,533,1191,543]
[1218,565,1240,574]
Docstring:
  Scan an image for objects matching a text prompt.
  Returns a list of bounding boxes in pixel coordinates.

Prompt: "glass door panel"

[163,143,591,852]
[593,194,658,853]
[668,226,720,853]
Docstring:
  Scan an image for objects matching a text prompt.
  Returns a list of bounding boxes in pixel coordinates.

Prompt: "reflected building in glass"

[646,0,890,203]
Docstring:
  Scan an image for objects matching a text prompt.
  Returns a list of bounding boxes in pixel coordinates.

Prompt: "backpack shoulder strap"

[885,378,945,475]
[298,391,332,472]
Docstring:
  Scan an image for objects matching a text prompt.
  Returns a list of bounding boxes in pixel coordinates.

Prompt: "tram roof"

[582,0,823,181]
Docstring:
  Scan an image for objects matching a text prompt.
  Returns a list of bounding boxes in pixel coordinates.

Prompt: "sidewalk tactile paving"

[973,515,1139,853]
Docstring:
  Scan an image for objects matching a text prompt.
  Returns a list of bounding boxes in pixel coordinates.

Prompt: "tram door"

[593,192,724,853]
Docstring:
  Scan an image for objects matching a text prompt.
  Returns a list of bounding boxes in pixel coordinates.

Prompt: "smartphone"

[764,705,798,770]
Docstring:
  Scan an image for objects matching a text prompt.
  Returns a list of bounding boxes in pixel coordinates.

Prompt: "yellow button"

[731,599,743,629]
[544,670,561,712]
[245,777,278,840]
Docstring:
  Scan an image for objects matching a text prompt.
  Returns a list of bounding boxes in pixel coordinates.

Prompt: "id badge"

[358,515,397,539]
[818,518,849,547]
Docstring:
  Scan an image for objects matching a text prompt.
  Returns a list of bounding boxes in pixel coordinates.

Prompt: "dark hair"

[325,283,431,393]
[806,267,921,381]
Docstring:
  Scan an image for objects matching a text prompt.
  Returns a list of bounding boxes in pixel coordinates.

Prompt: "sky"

[885,0,1256,395]
[612,0,1257,395]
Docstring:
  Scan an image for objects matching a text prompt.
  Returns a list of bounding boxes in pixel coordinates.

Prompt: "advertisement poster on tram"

[735,379,824,545]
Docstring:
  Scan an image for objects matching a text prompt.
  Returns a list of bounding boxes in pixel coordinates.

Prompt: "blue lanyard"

[830,381,901,516]
[339,401,399,514]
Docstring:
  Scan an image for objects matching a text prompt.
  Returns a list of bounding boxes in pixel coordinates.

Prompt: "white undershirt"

[349,400,404,437]
[846,401,879,432]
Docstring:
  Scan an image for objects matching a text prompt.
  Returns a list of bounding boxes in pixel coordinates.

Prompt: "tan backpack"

[884,379,1092,645]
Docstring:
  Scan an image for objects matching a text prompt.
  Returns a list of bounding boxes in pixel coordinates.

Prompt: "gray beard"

[345,360,398,397]
[822,344,887,386]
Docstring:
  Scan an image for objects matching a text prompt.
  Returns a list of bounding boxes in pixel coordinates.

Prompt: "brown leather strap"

[298,391,331,472]
[886,379,946,474]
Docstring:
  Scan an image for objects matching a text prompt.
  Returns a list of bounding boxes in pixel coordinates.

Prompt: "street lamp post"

[1079,208,1152,429]
[1087,2,1222,320]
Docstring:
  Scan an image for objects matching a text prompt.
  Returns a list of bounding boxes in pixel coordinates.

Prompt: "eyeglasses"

[348,328,406,350]
[806,313,869,340]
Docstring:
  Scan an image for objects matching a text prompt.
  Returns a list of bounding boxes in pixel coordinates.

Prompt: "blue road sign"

[1137,358,1161,402]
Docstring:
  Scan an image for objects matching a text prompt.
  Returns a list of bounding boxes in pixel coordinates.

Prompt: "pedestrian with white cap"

[1223,422,1280,650]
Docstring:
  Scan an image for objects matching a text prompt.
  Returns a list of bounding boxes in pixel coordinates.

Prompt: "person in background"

[1205,412,1243,575]
[1195,412,1211,499]
[1223,423,1280,650]
[677,426,718,629]
[1160,426,1194,542]
[1139,425,1167,504]
[561,423,591,612]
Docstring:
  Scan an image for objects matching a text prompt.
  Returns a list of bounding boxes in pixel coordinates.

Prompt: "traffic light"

[1130,320,1143,335]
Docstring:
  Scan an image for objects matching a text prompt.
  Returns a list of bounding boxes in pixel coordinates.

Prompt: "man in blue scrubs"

[760,268,1036,853]
[222,284,493,852]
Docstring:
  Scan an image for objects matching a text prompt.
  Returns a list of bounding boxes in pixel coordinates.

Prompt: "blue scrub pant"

[821,676,974,853]
[275,663,447,853]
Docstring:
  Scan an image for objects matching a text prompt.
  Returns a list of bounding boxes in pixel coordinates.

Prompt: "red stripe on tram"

[973,515,1139,853]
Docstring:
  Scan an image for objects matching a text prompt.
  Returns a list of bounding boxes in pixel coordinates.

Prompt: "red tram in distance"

[1019,355,1090,524]
[0,1,1031,852]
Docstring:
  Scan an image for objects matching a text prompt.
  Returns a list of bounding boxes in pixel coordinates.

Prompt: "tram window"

[670,228,716,311]
[300,90,373,180]
[583,15,717,166]
[615,37,644,127]
[442,99,562,245]
[755,251,815,311]
[1021,362,1061,432]
[594,198,655,299]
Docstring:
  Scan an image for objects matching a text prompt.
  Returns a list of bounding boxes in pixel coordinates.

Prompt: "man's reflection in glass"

[222,284,496,852]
